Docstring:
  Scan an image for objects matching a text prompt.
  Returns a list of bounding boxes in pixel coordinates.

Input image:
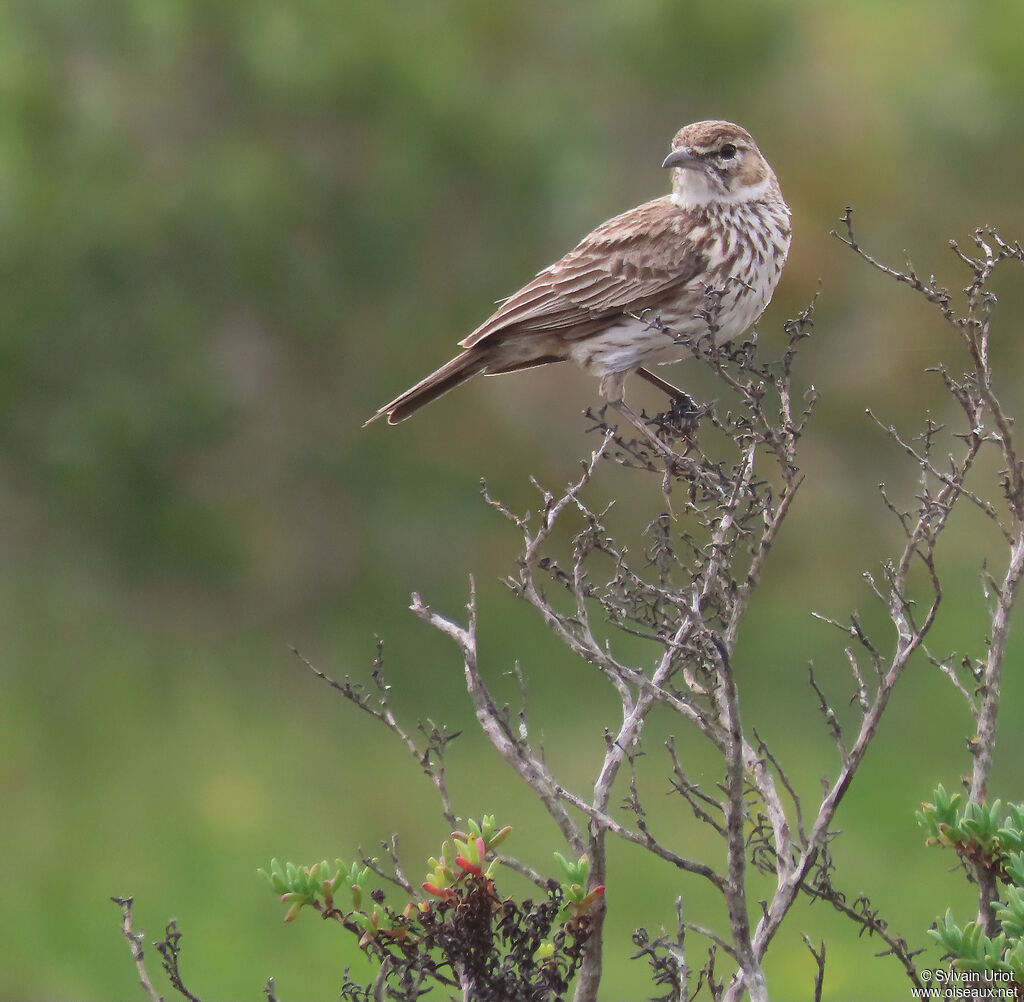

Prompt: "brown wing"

[460,195,706,349]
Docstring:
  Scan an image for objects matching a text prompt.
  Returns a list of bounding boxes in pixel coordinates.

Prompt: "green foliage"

[918,785,1024,864]
[929,907,1024,984]
[421,816,511,897]
[916,783,963,845]
[259,857,371,922]
[552,851,605,919]
[260,819,603,999]
[918,787,1024,985]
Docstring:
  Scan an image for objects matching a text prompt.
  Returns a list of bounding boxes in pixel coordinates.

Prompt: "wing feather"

[459,196,705,349]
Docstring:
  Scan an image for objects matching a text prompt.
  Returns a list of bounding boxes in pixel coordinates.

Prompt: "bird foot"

[634,367,707,440]
[609,401,686,465]
[658,391,709,440]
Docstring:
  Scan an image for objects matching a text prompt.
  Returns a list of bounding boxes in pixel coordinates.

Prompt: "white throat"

[671,173,774,209]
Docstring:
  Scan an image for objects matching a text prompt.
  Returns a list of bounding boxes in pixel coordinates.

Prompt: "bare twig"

[154,921,203,1002]
[836,211,1024,935]
[802,936,826,1002]
[409,583,587,858]
[112,897,164,1002]
[803,851,925,992]
[291,643,459,828]
[359,834,413,895]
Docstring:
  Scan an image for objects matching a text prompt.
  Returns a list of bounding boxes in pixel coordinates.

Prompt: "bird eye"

[718,143,738,160]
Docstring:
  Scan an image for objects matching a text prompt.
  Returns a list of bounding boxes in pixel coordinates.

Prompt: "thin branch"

[154,921,203,1002]
[803,868,925,992]
[410,582,587,858]
[112,897,164,1002]
[290,643,459,827]
[494,853,549,890]
[802,936,826,1002]
[832,211,1024,943]
[711,637,768,1002]
[360,834,413,895]
[551,780,726,891]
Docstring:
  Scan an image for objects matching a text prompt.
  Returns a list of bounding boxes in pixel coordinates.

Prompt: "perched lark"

[367,120,791,427]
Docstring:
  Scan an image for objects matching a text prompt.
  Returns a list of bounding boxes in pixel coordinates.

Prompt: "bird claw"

[666,390,702,424]
[650,392,708,445]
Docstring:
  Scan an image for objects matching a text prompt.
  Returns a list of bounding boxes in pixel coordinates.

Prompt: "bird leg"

[599,371,698,464]
[636,365,687,399]
[636,367,700,418]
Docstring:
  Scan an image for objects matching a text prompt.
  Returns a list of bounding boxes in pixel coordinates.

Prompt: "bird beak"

[662,146,699,170]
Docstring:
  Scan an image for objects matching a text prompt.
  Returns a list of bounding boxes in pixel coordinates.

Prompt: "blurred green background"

[3,1,1024,999]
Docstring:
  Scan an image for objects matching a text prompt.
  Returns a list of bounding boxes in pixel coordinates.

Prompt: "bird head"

[663,120,777,208]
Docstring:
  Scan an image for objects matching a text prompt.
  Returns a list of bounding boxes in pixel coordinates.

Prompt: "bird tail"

[364,349,489,426]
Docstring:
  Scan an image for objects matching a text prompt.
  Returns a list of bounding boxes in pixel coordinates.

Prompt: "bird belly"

[567,318,686,377]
